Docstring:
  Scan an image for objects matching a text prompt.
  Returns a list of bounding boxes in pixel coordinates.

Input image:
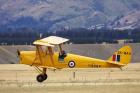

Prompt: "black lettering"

[118,51,121,54]
[118,51,131,55]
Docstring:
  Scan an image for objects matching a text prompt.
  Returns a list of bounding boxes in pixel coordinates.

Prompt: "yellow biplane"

[17,36,132,82]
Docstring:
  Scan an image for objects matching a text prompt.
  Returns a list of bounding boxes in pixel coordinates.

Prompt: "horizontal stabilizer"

[106,60,126,66]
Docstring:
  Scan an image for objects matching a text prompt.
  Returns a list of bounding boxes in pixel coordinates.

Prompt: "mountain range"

[0,0,140,31]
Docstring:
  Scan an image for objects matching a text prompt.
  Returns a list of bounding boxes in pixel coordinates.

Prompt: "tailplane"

[108,46,132,65]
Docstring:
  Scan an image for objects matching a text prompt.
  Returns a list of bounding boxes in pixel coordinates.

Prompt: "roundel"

[68,61,75,68]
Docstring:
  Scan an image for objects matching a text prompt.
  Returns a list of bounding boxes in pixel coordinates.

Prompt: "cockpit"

[33,36,69,61]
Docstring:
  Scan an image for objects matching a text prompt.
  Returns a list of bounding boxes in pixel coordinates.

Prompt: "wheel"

[36,74,48,82]
[36,74,44,82]
[43,74,48,80]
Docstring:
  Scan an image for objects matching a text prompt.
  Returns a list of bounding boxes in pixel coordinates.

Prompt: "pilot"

[59,50,67,59]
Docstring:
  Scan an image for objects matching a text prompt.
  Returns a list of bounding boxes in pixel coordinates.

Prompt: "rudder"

[108,46,132,65]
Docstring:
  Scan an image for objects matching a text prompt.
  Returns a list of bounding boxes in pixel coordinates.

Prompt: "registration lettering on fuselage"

[88,64,101,68]
[117,51,131,55]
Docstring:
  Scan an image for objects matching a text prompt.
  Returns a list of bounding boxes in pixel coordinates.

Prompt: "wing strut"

[48,46,54,65]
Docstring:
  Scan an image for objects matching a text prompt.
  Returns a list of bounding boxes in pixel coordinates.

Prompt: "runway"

[0,63,140,93]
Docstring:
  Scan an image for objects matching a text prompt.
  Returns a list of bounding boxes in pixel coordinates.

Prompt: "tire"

[43,74,48,80]
[36,74,44,82]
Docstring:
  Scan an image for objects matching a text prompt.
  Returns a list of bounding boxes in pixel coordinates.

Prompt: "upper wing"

[106,60,126,66]
[37,36,69,45]
[33,40,54,47]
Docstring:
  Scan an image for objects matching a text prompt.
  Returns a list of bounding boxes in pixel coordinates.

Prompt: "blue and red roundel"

[112,54,120,62]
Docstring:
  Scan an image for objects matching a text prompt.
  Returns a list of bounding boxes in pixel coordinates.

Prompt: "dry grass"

[0,85,140,93]
[0,64,140,93]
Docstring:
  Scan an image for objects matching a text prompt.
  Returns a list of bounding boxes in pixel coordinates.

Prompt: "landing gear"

[36,73,48,82]
[43,73,48,80]
[36,68,48,82]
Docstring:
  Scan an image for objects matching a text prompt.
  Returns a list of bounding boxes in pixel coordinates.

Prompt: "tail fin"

[108,46,132,65]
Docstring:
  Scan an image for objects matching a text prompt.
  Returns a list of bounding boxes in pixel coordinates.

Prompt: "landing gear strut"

[36,68,48,82]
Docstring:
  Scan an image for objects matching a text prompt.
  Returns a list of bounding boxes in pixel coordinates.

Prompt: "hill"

[0,0,140,31]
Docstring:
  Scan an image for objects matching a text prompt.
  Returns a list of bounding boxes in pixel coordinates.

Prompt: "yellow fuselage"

[20,51,119,68]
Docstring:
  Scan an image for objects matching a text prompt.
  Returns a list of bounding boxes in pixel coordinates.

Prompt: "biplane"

[17,36,132,82]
